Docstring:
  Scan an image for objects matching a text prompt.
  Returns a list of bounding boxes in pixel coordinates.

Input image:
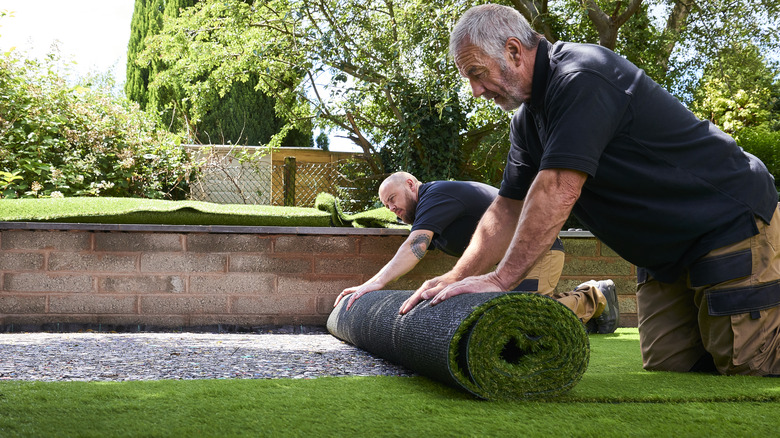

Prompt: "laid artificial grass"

[314,192,407,229]
[1,329,778,437]
[0,196,407,228]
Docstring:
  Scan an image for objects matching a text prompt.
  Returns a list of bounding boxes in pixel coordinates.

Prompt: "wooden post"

[283,156,296,206]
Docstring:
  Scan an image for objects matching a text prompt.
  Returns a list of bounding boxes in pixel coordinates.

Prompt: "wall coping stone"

[0,221,595,238]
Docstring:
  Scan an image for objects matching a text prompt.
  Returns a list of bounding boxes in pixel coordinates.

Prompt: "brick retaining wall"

[0,224,637,331]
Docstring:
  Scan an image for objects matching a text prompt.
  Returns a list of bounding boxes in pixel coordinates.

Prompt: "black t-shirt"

[412,181,497,257]
[500,39,778,282]
[412,180,563,257]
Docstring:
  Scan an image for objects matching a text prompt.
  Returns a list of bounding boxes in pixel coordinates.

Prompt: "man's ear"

[505,37,523,67]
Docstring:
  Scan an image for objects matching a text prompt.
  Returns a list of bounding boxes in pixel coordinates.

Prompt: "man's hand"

[399,272,459,314]
[334,282,384,310]
[429,272,507,306]
[399,271,510,314]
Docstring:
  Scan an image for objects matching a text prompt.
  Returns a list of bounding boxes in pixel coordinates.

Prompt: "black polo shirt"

[499,39,777,282]
[413,180,564,257]
[412,181,498,257]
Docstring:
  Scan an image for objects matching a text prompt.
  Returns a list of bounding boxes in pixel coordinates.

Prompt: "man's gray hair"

[449,4,539,64]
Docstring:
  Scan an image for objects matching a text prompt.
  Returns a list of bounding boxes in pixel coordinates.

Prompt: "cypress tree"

[125,0,153,109]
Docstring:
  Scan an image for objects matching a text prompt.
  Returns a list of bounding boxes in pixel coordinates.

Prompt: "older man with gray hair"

[403,3,780,376]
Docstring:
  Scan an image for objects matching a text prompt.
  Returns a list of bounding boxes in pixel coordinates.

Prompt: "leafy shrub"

[735,126,780,193]
[0,50,196,199]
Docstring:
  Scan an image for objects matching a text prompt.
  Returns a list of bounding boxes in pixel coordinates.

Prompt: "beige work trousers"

[637,208,780,376]
[523,249,605,323]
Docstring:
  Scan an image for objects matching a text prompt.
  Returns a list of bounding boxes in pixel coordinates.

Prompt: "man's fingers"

[399,293,423,314]
[345,291,365,310]
[334,289,354,307]
[430,284,462,305]
[399,284,442,314]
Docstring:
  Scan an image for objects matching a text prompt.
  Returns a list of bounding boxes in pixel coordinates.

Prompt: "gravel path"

[0,332,413,382]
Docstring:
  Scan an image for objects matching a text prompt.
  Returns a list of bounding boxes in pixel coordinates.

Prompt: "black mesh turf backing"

[327,290,590,400]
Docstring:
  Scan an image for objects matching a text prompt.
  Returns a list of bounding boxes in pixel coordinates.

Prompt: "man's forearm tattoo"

[410,234,431,260]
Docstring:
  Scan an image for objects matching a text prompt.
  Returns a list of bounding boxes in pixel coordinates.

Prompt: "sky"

[0,0,135,84]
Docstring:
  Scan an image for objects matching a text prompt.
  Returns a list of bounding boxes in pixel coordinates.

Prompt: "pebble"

[0,332,414,382]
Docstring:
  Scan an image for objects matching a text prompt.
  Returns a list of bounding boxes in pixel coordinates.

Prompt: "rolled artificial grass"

[328,290,590,400]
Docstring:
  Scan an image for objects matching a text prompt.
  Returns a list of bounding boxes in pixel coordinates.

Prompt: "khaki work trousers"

[521,249,605,323]
[637,208,780,376]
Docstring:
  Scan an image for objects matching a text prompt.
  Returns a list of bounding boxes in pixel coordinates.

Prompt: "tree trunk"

[581,0,644,50]
[657,0,697,74]
[510,0,559,42]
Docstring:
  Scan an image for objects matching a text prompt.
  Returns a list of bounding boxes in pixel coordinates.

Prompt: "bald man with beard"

[334,172,620,334]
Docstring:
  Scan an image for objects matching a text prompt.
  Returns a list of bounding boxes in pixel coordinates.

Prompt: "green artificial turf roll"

[327,290,590,400]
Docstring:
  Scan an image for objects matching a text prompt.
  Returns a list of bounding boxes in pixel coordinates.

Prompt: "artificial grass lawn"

[0,196,407,229]
[1,329,778,437]
[0,197,332,227]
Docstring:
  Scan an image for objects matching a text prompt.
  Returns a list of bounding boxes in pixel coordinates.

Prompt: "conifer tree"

[125,0,311,146]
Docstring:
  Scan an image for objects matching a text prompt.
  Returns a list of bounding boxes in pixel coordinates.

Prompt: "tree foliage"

[141,0,507,181]
[126,0,312,146]
[692,44,778,134]
[140,0,780,190]
[0,51,194,199]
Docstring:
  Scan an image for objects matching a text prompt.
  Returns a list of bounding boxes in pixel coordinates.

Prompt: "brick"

[230,255,312,274]
[140,296,229,315]
[184,314,267,327]
[315,256,388,275]
[4,273,94,293]
[189,274,275,295]
[141,253,227,273]
[317,296,338,315]
[599,243,621,258]
[358,235,407,254]
[49,295,137,314]
[48,253,138,272]
[187,314,327,327]
[617,295,637,313]
[187,234,271,253]
[561,257,633,277]
[0,252,45,271]
[230,295,316,315]
[99,275,185,294]
[274,235,356,254]
[0,315,103,329]
[613,278,638,296]
[83,314,188,329]
[561,238,599,257]
[115,315,188,328]
[277,276,358,296]
[386,277,426,290]
[408,252,457,276]
[0,295,47,314]
[1,230,91,251]
[94,233,182,252]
